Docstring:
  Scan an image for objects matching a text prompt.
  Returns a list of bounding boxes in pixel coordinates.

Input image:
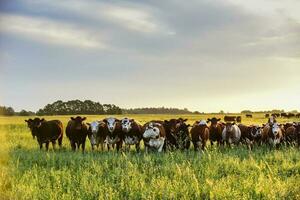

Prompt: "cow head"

[70,116,86,130]
[86,121,102,146]
[103,117,119,133]
[207,117,221,128]
[268,122,282,145]
[121,118,134,133]
[164,118,187,134]
[25,118,45,139]
[250,125,262,138]
[225,122,235,134]
[143,122,162,139]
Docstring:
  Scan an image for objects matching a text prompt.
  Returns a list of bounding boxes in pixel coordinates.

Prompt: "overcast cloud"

[0,0,299,112]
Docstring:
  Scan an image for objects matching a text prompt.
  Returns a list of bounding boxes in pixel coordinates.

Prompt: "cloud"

[23,0,174,35]
[0,13,107,49]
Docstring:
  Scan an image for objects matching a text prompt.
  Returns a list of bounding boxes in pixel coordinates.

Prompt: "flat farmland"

[0,114,299,200]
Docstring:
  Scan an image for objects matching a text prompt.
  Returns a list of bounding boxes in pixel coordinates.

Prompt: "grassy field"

[0,114,299,199]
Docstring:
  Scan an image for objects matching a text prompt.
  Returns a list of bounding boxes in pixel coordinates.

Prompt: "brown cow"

[224,116,236,122]
[265,114,270,118]
[246,114,253,118]
[284,124,298,145]
[143,121,166,152]
[103,117,123,151]
[249,125,263,145]
[207,117,224,146]
[262,122,284,147]
[66,116,88,152]
[190,120,209,150]
[172,123,191,150]
[25,118,63,150]
[121,118,143,152]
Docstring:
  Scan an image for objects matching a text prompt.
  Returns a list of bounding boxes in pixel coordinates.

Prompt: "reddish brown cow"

[262,122,284,147]
[143,121,166,152]
[284,124,298,145]
[191,120,209,150]
[207,117,224,146]
[25,118,63,150]
[66,116,88,152]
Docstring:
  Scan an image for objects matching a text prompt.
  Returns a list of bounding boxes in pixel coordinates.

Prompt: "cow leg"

[58,136,63,149]
[82,142,86,153]
[136,143,140,152]
[202,141,206,150]
[210,141,213,146]
[52,141,56,150]
[71,141,76,151]
[45,142,50,151]
[193,142,198,151]
[39,142,43,150]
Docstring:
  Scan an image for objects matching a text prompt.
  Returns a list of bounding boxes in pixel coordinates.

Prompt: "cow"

[262,122,284,147]
[66,116,88,152]
[25,118,63,150]
[143,121,166,152]
[163,118,188,150]
[120,118,143,152]
[207,117,224,146]
[268,116,277,124]
[287,113,296,119]
[86,121,108,151]
[272,113,280,118]
[284,123,298,145]
[103,117,123,151]
[238,124,252,144]
[224,116,236,122]
[296,113,300,118]
[222,122,241,146]
[295,123,300,147]
[172,122,191,150]
[246,114,253,118]
[190,120,209,150]
[281,112,288,118]
[249,125,263,145]
[236,116,242,123]
[265,114,270,118]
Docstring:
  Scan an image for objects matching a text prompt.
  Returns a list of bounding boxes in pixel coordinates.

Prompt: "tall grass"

[0,115,299,199]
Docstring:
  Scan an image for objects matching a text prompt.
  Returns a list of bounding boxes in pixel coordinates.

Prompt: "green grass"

[0,114,300,199]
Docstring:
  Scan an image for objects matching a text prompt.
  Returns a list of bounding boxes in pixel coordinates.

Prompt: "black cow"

[246,114,253,118]
[66,116,88,152]
[103,117,123,151]
[25,118,63,150]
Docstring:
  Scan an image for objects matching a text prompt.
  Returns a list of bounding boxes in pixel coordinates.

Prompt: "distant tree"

[19,110,35,116]
[219,110,224,114]
[0,106,15,116]
[241,110,252,114]
[36,100,122,115]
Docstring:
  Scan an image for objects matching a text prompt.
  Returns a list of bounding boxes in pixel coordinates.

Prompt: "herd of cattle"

[24,116,300,152]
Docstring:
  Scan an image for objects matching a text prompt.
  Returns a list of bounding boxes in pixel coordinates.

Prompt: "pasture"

[0,114,299,200]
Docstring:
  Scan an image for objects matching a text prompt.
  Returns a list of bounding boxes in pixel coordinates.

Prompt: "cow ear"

[164,120,169,123]
[183,119,188,122]
[187,124,191,127]
[115,119,120,122]
[130,119,134,122]
[82,117,86,121]
[41,118,45,122]
[103,119,107,123]
[207,118,211,122]
[71,117,75,120]
[86,123,91,126]
[217,118,221,121]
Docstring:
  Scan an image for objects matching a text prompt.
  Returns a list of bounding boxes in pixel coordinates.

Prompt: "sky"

[0,0,300,113]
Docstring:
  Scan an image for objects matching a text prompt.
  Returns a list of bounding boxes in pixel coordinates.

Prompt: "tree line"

[36,100,122,115]
[122,107,195,114]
